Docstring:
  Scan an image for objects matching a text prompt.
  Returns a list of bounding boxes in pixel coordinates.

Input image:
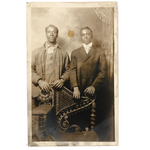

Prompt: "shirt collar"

[45,41,59,49]
[82,42,92,48]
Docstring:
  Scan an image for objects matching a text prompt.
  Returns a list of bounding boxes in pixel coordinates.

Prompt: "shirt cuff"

[37,78,42,84]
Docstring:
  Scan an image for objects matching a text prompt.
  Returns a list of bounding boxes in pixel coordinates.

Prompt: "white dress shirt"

[82,42,92,54]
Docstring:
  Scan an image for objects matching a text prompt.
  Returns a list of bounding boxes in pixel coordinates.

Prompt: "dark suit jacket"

[70,45,107,94]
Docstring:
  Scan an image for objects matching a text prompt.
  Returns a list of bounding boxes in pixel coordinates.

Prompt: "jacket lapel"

[84,46,96,62]
[40,45,46,79]
[79,46,87,61]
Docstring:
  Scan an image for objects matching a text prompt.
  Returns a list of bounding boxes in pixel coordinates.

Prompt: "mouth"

[83,39,89,42]
[49,37,55,40]
[83,38,89,40]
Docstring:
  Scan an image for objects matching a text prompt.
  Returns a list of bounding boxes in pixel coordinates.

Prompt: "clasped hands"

[73,86,95,99]
[38,79,64,93]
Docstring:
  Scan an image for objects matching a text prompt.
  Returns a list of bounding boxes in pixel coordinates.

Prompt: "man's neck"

[47,41,57,46]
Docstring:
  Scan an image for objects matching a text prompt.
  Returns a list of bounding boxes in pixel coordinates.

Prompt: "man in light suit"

[32,25,70,107]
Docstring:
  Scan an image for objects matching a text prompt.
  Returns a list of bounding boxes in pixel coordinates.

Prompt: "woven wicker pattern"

[55,86,75,115]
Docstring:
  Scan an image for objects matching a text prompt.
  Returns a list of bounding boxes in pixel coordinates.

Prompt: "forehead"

[81,29,92,34]
[46,26,58,32]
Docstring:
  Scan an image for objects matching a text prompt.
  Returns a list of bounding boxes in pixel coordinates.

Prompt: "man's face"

[46,26,58,43]
[81,29,93,45]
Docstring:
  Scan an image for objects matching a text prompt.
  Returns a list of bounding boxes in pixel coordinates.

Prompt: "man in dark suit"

[70,27,108,128]
[70,27,107,99]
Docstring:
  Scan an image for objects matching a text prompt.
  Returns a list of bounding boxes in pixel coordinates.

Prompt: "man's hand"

[52,79,64,89]
[73,87,80,99]
[38,80,50,93]
[84,86,95,96]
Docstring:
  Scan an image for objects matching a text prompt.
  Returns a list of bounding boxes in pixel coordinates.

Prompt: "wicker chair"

[32,86,98,141]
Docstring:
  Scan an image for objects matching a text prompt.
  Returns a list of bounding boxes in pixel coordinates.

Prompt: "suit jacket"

[70,45,107,94]
[32,43,70,97]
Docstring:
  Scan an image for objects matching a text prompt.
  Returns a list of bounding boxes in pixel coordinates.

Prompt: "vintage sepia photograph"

[27,2,118,146]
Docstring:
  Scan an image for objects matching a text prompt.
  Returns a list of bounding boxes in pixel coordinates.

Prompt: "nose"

[50,32,53,36]
[84,34,88,39]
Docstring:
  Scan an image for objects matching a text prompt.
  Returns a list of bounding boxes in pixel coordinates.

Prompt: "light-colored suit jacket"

[32,43,70,97]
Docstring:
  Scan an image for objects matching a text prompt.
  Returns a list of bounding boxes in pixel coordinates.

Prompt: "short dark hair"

[45,25,59,33]
[80,27,92,35]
